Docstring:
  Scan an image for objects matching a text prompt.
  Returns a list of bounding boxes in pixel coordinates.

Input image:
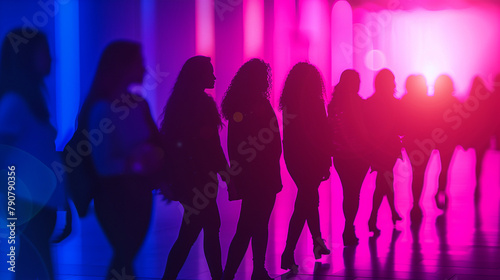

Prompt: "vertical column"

[273,0,295,107]
[243,0,264,60]
[196,0,215,57]
[55,0,80,149]
[331,0,353,87]
[299,0,331,94]
[195,0,216,98]
[141,0,159,120]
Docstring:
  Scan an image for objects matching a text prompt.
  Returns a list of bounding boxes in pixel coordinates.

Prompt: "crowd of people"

[1,30,499,280]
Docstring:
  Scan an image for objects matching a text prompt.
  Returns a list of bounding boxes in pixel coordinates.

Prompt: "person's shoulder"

[1,92,28,108]
[0,92,32,118]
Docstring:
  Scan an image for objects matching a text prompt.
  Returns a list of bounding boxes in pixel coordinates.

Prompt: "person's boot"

[313,237,331,259]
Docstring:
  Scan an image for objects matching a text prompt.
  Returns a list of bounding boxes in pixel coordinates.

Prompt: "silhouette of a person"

[160,56,227,280]
[328,69,370,246]
[221,59,282,280]
[494,74,500,165]
[400,74,432,222]
[364,69,402,235]
[0,29,71,280]
[460,77,493,201]
[433,75,460,209]
[280,62,332,271]
[78,41,162,279]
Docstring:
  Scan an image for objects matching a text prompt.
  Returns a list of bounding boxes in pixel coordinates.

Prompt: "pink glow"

[273,0,295,106]
[299,0,331,94]
[243,0,264,60]
[331,0,354,87]
[353,5,500,98]
[195,0,215,57]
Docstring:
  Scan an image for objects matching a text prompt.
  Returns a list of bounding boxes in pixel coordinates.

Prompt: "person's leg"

[95,181,153,279]
[368,172,385,235]
[475,146,487,201]
[223,198,254,280]
[384,170,401,223]
[202,200,223,280]
[16,208,57,280]
[250,194,276,279]
[163,203,204,280]
[282,187,308,269]
[299,182,329,258]
[437,148,454,209]
[409,149,429,222]
[335,159,368,245]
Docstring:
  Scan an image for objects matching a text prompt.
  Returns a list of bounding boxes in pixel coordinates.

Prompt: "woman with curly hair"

[160,56,227,280]
[221,59,282,280]
[280,62,332,271]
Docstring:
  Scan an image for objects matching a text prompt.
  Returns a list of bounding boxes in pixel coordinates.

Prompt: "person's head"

[280,62,324,110]
[173,56,215,94]
[405,74,428,97]
[88,41,144,101]
[0,29,51,121]
[221,58,270,120]
[434,74,454,97]
[374,68,396,97]
[0,29,51,89]
[228,58,270,96]
[336,69,360,95]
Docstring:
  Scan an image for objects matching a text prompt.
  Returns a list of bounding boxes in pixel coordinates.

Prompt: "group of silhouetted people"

[2,28,500,280]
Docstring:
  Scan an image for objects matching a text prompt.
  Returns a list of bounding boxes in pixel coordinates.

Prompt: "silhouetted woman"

[221,59,282,280]
[433,75,460,209]
[400,75,432,222]
[328,69,370,246]
[365,69,402,235]
[280,62,332,271]
[78,41,162,279]
[0,29,71,280]
[160,56,227,280]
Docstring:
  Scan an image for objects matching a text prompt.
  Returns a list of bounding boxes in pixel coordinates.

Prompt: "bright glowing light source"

[331,0,353,87]
[353,6,500,98]
[243,0,264,60]
[195,0,215,57]
[364,49,386,71]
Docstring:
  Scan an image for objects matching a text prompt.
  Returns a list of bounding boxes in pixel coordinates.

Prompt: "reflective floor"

[5,148,500,279]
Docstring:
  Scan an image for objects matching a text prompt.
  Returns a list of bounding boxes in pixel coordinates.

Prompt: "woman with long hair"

[78,41,162,279]
[160,56,227,280]
[221,59,282,280]
[328,69,370,246]
[0,29,72,280]
[280,62,332,271]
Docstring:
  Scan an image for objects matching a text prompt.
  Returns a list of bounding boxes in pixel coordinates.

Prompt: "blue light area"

[55,0,80,150]
[141,0,159,121]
